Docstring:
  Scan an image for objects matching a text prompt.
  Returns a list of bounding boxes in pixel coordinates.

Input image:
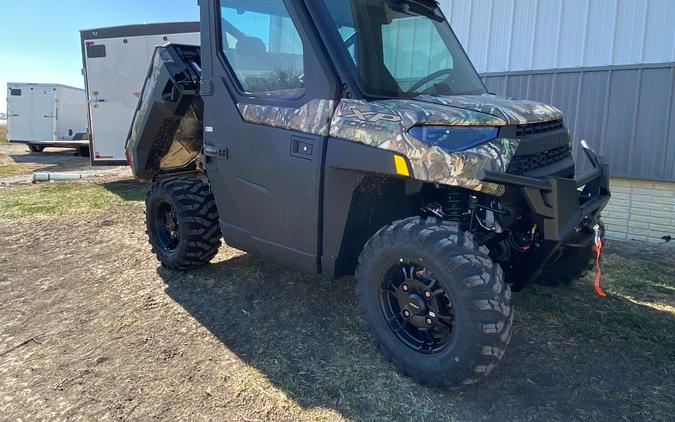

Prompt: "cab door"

[200,0,339,273]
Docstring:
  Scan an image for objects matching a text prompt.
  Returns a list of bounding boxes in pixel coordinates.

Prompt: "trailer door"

[7,86,32,141]
[31,87,56,142]
[84,36,150,164]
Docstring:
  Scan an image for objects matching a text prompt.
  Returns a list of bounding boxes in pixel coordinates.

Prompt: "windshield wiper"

[385,0,444,22]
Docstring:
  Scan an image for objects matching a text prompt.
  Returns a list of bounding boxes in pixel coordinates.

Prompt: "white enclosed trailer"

[80,22,200,166]
[6,83,88,152]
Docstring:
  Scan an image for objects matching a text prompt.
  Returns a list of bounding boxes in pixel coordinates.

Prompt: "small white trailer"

[6,83,89,153]
[80,22,200,166]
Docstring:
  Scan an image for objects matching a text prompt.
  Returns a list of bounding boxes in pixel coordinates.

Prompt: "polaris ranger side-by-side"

[127,0,610,389]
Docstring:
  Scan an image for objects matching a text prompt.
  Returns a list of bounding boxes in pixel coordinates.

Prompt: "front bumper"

[477,141,611,286]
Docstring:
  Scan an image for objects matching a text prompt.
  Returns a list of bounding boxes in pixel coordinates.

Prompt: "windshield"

[321,0,486,98]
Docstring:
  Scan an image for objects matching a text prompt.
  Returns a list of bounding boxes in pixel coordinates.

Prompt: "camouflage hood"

[415,94,563,125]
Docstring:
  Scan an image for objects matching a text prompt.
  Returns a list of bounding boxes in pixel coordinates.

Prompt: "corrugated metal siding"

[439,0,675,73]
[482,64,675,181]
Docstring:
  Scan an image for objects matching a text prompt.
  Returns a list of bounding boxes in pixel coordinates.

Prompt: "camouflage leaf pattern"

[237,99,335,136]
[329,99,524,195]
[237,95,563,196]
[416,94,563,125]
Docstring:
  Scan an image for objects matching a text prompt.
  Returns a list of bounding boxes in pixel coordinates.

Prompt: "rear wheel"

[356,217,513,389]
[78,146,90,157]
[28,144,45,153]
[146,177,222,270]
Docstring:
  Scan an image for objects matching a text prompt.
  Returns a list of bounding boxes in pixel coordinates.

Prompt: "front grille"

[507,145,572,175]
[515,119,564,137]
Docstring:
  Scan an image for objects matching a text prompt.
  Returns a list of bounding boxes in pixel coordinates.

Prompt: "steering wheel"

[405,68,454,94]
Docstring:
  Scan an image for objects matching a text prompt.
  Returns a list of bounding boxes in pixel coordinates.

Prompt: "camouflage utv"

[126,0,610,389]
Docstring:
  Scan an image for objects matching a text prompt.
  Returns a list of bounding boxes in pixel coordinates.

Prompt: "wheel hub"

[405,293,427,315]
[155,202,180,251]
[379,261,455,355]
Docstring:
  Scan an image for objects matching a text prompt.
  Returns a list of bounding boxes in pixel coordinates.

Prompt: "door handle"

[204,145,228,159]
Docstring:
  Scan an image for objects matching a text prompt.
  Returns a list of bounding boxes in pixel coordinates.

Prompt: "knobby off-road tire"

[356,217,513,389]
[146,177,222,270]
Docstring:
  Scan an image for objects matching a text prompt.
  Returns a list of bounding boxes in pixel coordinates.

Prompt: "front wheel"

[356,217,513,389]
[146,177,222,270]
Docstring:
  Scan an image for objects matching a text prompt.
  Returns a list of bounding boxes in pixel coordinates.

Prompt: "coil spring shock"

[445,191,470,224]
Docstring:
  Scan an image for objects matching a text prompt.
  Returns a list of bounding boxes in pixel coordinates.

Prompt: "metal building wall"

[437,0,675,182]
[438,0,675,73]
[482,64,675,181]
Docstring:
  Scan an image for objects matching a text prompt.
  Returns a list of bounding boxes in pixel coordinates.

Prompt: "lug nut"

[424,291,431,299]
[403,310,411,318]
[426,317,433,326]
[402,284,409,292]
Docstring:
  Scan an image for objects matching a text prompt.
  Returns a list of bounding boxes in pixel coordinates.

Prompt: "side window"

[219,0,304,98]
[10,89,22,96]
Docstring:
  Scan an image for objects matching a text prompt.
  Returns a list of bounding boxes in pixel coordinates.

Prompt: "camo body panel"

[236,95,563,196]
[237,99,335,136]
[330,99,521,195]
[416,94,563,125]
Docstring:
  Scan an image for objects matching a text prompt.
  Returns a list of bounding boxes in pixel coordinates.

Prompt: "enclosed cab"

[6,83,88,153]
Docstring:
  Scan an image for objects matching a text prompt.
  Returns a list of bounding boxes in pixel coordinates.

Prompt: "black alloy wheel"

[379,262,455,355]
[155,201,180,251]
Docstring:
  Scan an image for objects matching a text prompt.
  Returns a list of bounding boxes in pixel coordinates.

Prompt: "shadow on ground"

[158,251,673,421]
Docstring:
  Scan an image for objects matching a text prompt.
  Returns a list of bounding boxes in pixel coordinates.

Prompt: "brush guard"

[477,141,611,288]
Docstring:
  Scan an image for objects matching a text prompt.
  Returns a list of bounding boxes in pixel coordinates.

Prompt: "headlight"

[408,126,499,151]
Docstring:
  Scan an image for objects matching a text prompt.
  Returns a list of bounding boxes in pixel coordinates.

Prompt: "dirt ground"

[0,177,673,421]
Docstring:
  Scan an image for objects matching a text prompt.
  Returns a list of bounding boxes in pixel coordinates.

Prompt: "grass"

[0,124,6,144]
[517,253,675,364]
[0,163,30,177]
[0,180,147,218]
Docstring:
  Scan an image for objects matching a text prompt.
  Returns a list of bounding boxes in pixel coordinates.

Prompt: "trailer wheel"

[356,217,513,389]
[78,146,90,157]
[146,177,222,270]
[28,144,45,153]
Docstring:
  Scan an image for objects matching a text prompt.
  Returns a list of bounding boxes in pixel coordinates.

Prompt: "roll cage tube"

[315,0,487,99]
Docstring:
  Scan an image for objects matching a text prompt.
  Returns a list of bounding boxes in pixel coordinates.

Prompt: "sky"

[0,0,200,113]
